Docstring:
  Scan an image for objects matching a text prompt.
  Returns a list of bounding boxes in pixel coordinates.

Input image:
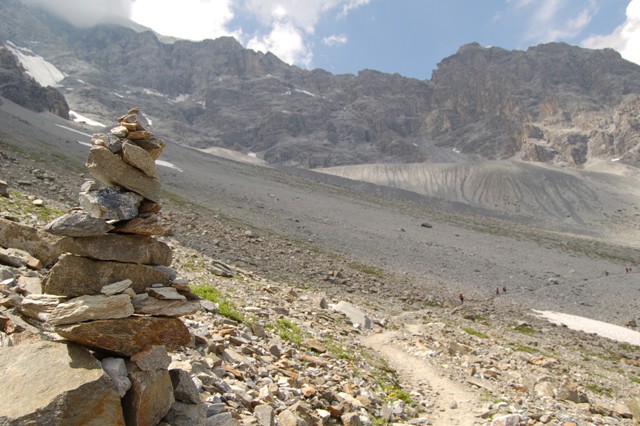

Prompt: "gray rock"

[101,357,131,397]
[45,210,114,237]
[0,179,8,197]
[254,404,275,426]
[101,279,133,295]
[170,368,202,404]
[18,293,66,322]
[131,345,172,371]
[147,286,186,300]
[47,294,134,325]
[207,412,240,426]
[491,414,523,426]
[79,184,143,220]
[0,341,125,425]
[163,401,207,426]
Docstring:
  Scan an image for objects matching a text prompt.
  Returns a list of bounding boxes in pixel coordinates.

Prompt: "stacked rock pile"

[19,109,205,425]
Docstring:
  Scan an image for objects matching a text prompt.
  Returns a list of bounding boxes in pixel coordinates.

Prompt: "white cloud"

[323,34,348,46]
[247,18,312,67]
[240,0,369,67]
[131,0,238,41]
[582,0,640,65]
[20,0,133,27]
[522,0,597,42]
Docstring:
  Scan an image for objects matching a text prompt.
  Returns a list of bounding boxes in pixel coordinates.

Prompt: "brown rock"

[127,130,153,141]
[169,369,202,404]
[134,138,166,160]
[122,140,158,178]
[112,214,169,236]
[47,294,134,326]
[162,401,207,426]
[123,365,174,426]
[0,341,125,425]
[132,294,200,317]
[55,316,191,356]
[58,234,172,266]
[43,254,171,297]
[86,145,161,203]
[17,275,42,294]
[0,217,61,266]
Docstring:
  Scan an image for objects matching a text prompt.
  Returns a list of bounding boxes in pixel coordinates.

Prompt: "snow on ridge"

[5,41,65,87]
[69,110,106,127]
[294,88,317,98]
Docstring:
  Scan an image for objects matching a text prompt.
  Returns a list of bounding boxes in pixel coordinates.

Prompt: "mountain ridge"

[2,0,639,169]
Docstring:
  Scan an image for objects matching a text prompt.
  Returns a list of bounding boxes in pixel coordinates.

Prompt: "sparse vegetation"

[348,261,384,278]
[0,189,64,223]
[461,327,488,339]
[191,285,244,322]
[272,318,306,346]
[585,383,612,397]
[514,324,537,336]
[630,376,640,384]
[322,338,353,360]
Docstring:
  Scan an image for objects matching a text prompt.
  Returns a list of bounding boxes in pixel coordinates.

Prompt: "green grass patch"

[461,327,488,339]
[0,189,65,223]
[190,285,244,322]
[272,318,306,346]
[323,338,353,360]
[585,383,612,397]
[514,324,537,336]
[619,342,639,352]
[630,376,640,384]
[510,344,538,354]
[348,261,384,278]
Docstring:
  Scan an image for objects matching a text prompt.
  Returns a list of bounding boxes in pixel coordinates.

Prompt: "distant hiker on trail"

[604,270,609,277]
[495,287,500,295]
[459,292,464,305]
[502,285,507,293]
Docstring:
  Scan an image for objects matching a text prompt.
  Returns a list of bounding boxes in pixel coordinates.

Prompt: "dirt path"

[361,323,483,426]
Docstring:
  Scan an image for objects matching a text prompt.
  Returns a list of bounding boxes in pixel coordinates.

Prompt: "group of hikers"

[458,285,507,305]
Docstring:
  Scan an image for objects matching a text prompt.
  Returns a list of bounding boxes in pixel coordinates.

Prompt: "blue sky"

[23,0,640,80]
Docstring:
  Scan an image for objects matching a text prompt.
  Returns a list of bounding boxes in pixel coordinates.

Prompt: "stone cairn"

[32,108,203,425]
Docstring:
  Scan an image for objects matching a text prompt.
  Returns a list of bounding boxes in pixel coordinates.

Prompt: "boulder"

[122,140,158,178]
[47,294,135,326]
[101,357,132,397]
[122,364,175,426]
[0,341,125,425]
[0,217,61,266]
[43,254,171,297]
[330,300,372,329]
[58,234,172,266]
[44,210,114,237]
[86,146,161,203]
[55,316,191,356]
[79,184,143,221]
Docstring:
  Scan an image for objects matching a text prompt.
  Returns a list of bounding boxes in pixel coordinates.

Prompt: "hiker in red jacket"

[459,292,464,305]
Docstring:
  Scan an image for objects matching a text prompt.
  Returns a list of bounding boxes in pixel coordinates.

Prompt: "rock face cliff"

[1,0,640,168]
[0,47,69,119]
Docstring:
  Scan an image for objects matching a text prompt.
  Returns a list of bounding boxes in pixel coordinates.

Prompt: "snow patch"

[247,152,258,158]
[76,140,92,147]
[294,88,317,97]
[69,110,106,127]
[532,310,640,345]
[54,124,92,138]
[141,112,153,127]
[5,41,65,87]
[156,160,182,172]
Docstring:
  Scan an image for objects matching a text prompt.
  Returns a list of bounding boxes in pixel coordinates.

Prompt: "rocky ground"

[2,135,640,426]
